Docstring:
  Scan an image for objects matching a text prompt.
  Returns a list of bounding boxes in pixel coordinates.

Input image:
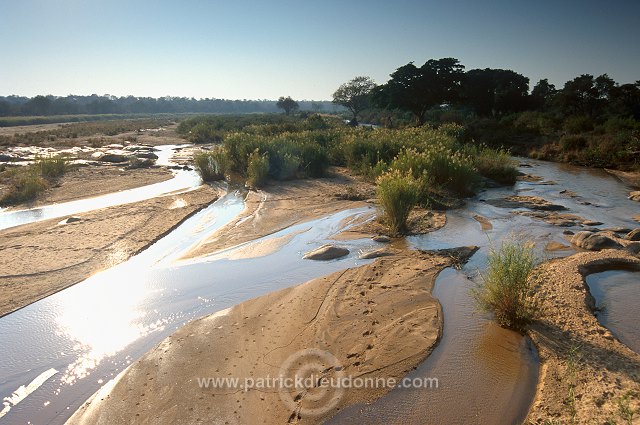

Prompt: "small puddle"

[585,270,640,353]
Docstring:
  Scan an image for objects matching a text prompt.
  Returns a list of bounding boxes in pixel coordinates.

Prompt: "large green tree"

[276,96,299,116]
[555,74,616,117]
[530,78,557,110]
[374,58,465,125]
[463,68,530,116]
[332,76,376,125]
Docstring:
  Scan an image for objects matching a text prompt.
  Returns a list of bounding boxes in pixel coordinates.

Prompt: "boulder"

[359,248,394,259]
[582,220,603,226]
[135,152,159,160]
[100,152,130,163]
[303,245,349,261]
[372,235,391,243]
[626,228,640,241]
[629,191,640,202]
[571,231,622,251]
[487,195,567,211]
[58,216,82,225]
[625,242,640,255]
[544,241,572,251]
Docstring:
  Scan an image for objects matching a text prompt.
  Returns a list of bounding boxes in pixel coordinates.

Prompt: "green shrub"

[1,169,48,205]
[376,170,420,235]
[469,145,518,184]
[472,239,537,331]
[194,150,228,182]
[390,146,479,196]
[563,115,593,134]
[246,149,269,188]
[559,135,588,152]
[35,155,68,178]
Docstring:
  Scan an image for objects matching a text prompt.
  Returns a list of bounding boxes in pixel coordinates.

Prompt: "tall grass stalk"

[473,239,537,331]
[376,170,419,235]
[246,149,269,189]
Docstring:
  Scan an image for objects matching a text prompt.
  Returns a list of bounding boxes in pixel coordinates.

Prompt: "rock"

[545,241,572,251]
[563,230,575,235]
[582,220,603,226]
[625,242,640,255]
[58,216,82,225]
[303,245,349,261]
[359,248,394,259]
[487,195,567,211]
[100,153,130,163]
[571,231,622,251]
[626,228,640,241]
[135,152,159,160]
[634,214,640,223]
[629,191,640,202]
[604,227,632,234]
[372,235,391,243]
[91,152,104,159]
[104,143,125,149]
[0,153,19,162]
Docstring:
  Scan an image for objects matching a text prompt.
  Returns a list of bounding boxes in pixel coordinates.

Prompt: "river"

[0,157,638,424]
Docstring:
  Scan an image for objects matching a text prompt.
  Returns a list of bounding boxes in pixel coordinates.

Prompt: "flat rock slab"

[487,195,567,211]
[359,248,395,259]
[571,231,623,251]
[626,228,640,241]
[303,244,350,261]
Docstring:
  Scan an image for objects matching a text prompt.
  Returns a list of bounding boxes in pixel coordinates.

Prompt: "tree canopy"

[276,96,299,116]
[332,76,376,125]
[373,58,465,125]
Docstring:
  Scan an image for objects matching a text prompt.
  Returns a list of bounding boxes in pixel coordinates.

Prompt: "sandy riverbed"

[526,250,640,423]
[0,185,219,317]
[66,247,477,425]
[182,168,378,260]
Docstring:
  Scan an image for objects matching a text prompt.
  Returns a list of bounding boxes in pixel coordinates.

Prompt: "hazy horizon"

[1,0,639,100]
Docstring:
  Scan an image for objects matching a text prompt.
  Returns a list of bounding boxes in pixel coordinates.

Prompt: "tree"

[332,76,376,125]
[530,79,557,110]
[555,74,616,117]
[276,96,299,116]
[463,68,530,116]
[373,58,465,126]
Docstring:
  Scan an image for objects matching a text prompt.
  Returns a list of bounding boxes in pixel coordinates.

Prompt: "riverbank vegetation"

[472,239,538,331]
[0,156,69,205]
[185,114,517,233]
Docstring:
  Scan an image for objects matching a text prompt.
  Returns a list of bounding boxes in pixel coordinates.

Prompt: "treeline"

[333,58,639,169]
[0,95,338,117]
[342,58,640,125]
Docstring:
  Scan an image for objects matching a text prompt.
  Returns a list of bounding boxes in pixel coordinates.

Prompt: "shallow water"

[0,145,201,231]
[328,158,639,425]
[586,270,640,353]
[0,193,378,424]
[0,158,638,424]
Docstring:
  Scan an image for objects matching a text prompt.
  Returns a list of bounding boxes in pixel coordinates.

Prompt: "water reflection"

[54,262,153,385]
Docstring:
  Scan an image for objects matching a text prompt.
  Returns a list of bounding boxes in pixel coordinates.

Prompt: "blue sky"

[1,0,638,100]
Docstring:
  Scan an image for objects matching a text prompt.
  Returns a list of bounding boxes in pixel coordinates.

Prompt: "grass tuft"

[376,170,420,235]
[246,149,269,189]
[472,238,537,331]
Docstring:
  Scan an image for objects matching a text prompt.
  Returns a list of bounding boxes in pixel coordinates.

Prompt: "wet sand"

[0,186,219,317]
[182,168,376,259]
[6,166,174,209]
[526,249,640,423]
[66,248,477,425]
